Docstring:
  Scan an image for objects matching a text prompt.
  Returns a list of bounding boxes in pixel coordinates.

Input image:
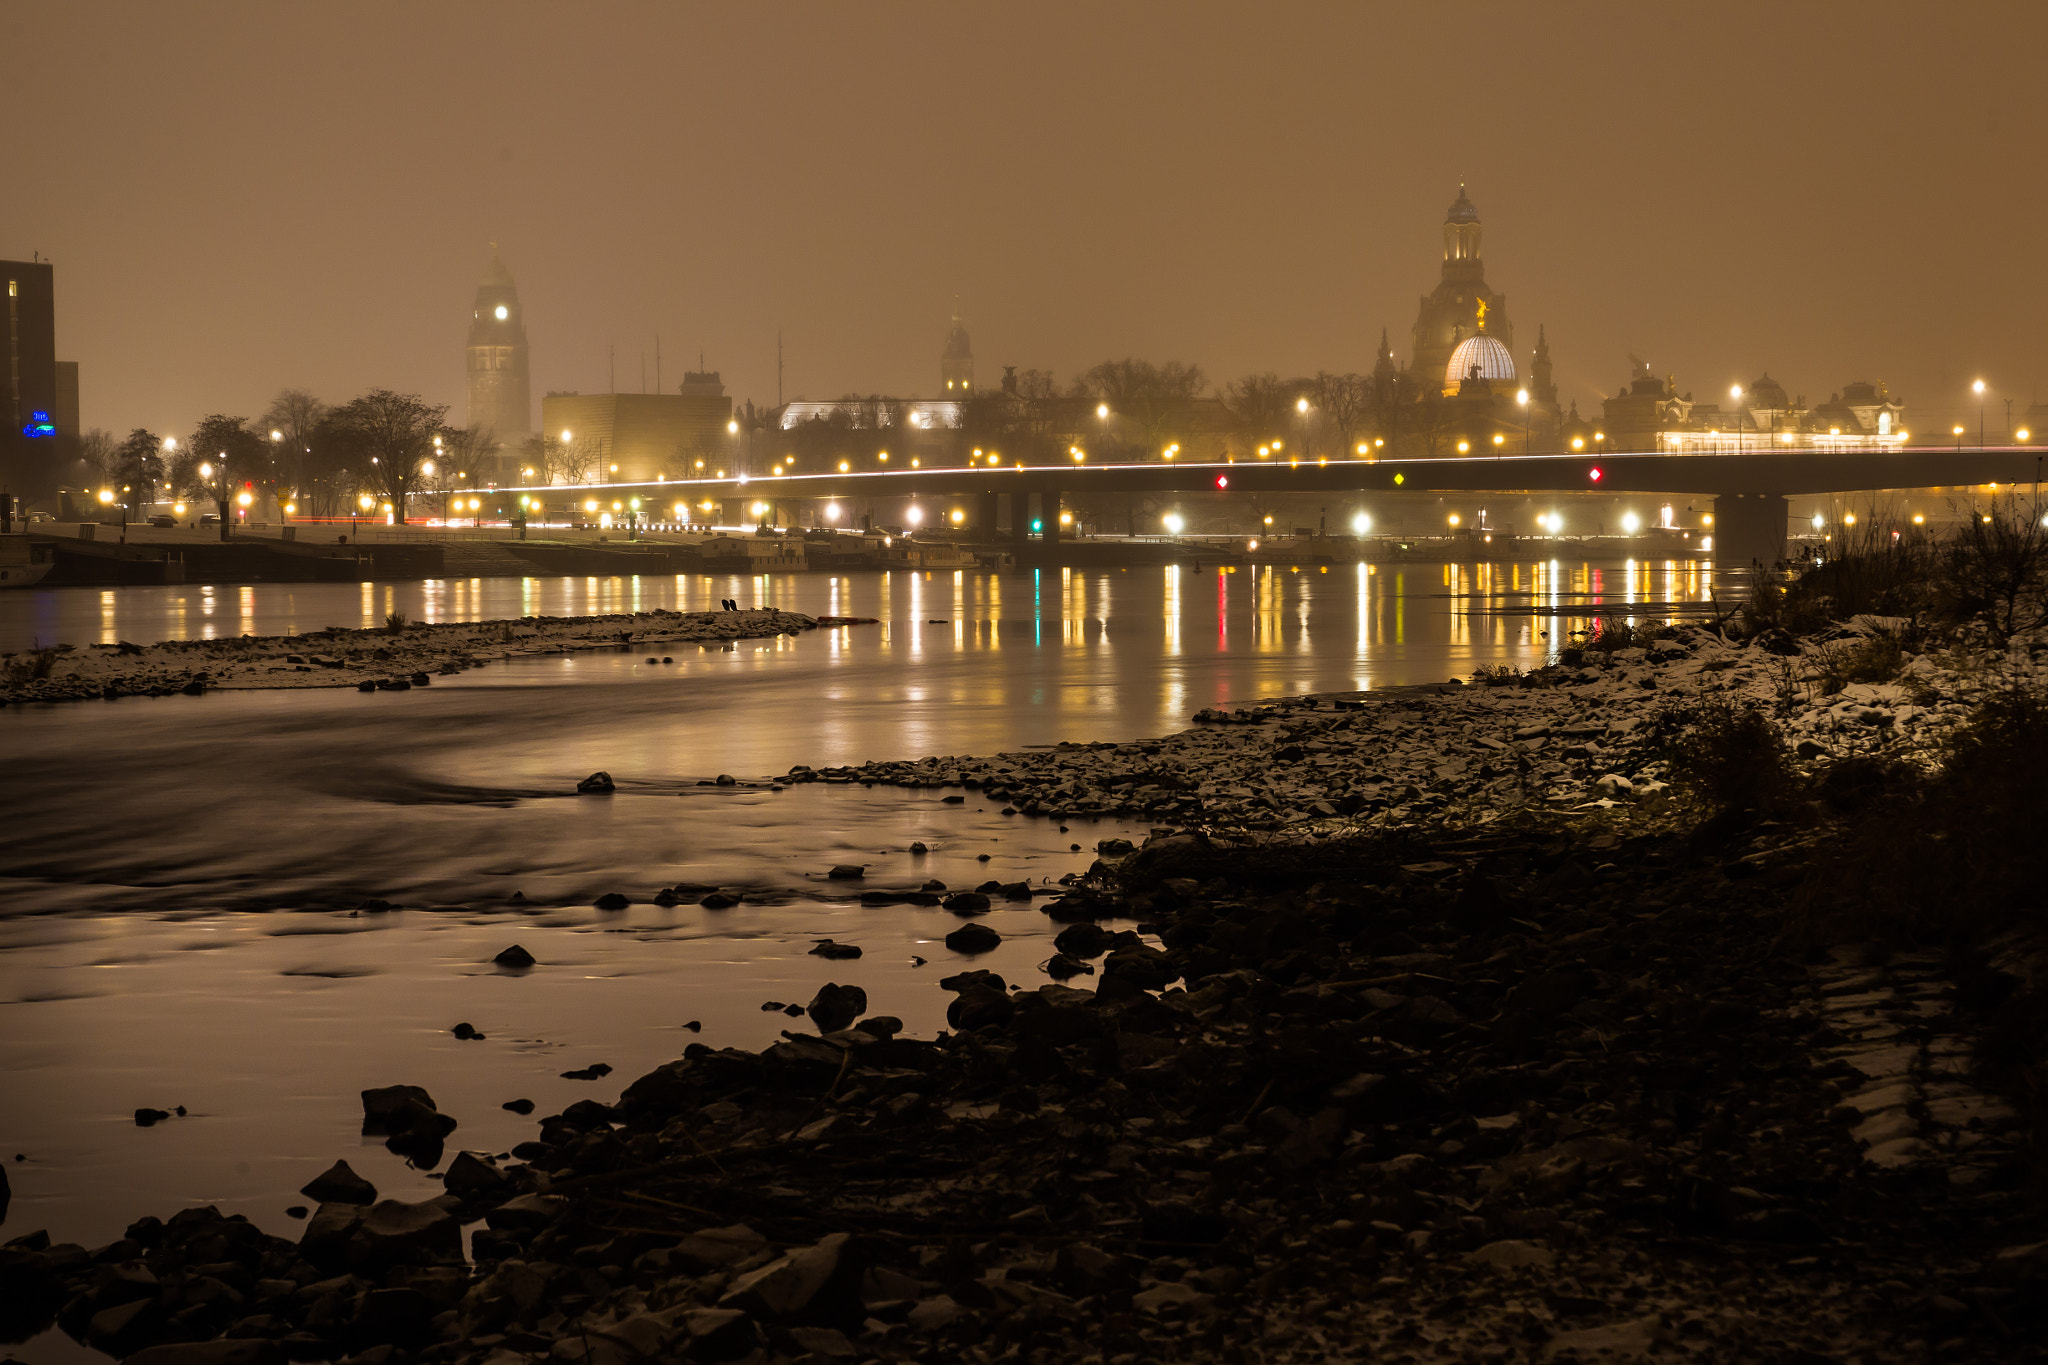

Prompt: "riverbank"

[4,614,2042,1363]
[0,610,837,705]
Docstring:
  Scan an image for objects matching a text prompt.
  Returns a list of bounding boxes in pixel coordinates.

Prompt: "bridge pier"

[1712,492,1789,574]
[1042,489,1063,547]
[978,492,999,539]
[1009,492,1030,550]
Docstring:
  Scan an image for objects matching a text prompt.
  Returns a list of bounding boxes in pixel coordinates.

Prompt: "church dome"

[1446,334,1514,389]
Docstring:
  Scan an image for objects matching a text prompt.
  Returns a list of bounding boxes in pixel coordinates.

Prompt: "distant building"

[941,314,973,393]
[1600,362,1908,452]
[1412,186,1515,392]
[540,383,735,485]
[2,260,62,496]
[465,244,532,464]
[1368,190,1563,455]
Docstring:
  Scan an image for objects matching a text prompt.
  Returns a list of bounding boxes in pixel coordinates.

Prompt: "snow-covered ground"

[0,609,828,703]
[808,618,2045,830]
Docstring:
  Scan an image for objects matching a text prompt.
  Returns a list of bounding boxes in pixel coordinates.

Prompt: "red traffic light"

[1588,467,1603,482]
[1214,474,1229,489]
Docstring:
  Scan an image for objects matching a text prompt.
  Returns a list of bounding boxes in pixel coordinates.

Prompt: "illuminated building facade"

[1600,362,1909,452]
[1380,191,1564,455]
[540,385,736,487]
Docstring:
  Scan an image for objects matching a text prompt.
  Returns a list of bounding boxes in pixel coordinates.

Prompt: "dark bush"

[1666,698,1799,819]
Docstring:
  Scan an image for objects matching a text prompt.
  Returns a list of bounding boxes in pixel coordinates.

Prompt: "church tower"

[1410,186,1513,392]
[466,244,532,448]
[1530,325,1556,408]
[941,313,973,393]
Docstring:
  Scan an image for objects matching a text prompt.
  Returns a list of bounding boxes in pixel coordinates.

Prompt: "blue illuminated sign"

[23,411,55,438]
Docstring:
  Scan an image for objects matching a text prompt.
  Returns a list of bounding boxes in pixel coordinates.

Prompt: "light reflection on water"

[0,560,1713,1264]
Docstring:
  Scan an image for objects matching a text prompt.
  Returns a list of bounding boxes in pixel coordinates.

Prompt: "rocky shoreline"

[0,611,835,705]
[4,618,2045,1364]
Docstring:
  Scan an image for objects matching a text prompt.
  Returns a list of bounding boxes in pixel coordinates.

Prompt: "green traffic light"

[1031,518,1043,532]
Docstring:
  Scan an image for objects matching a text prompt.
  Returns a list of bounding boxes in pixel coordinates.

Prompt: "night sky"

[7,1,2044,439]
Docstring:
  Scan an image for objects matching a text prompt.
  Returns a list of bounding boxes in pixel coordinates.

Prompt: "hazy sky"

[7,1,2044,440]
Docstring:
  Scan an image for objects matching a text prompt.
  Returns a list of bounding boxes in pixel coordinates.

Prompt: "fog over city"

[6,1,2044,435]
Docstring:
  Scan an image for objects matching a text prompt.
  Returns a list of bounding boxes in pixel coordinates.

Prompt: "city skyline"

[4,2,2044,441]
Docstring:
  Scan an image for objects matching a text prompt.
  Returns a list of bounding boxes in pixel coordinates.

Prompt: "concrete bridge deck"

[562,444,2047,569]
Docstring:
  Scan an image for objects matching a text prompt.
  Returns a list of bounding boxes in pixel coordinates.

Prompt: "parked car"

[148,514,177,527]
[199,514,220,526]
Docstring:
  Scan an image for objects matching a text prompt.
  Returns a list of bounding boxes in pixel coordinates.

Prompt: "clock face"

[495,305,509,320]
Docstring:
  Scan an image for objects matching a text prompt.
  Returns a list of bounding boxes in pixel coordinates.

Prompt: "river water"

[0,558,1709,1348]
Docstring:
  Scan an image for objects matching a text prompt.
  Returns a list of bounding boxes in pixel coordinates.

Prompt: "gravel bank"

[3,618,2043,1364]
[0,610,827,704]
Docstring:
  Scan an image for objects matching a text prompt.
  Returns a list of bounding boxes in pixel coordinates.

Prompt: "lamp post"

[270,430,286,520]
[1974,379,1987,448]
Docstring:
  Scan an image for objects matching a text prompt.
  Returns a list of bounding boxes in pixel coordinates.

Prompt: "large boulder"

[805,983,868,1033]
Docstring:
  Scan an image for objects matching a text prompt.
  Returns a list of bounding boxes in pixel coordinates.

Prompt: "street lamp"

[1973,379,1987,447]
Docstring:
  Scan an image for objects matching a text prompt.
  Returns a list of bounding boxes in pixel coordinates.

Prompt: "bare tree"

[327,390,448,525]
[260,390,327,508]
[75,428,119,489]
[1310,372,1372,458]
[1222,373,1291,455]
[1082,359,1206,457]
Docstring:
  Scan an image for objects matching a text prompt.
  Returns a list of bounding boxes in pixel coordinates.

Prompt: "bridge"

[547,444,2048,571]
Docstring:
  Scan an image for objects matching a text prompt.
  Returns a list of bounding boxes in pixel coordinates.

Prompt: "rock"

[906,1295,969,1331]
[360,1086,456,1141]
[1054,922,1112,957]
[944,923,1002,954]
[501,1098,534,1115]
[441,1151,508,1199]
[942,892,991,916]
[909,841,931,854]
[719,1231,850,1317]
[559,1062,613,1080]
[347,1199,462,1271]
[576,771,615,794]
[299,1160,376,1206]
[482,1192,570,1232]
[1096,837,1135,857]
[1464,1239,1555,1270]
[806,983,868,1033]
[1044,953,1094,979]
[450,1022,482,1040]
[133,1108,172,1127]
[700,890,741,908]
[594,892,630,910]
[121,1331,279,1360]
[679,1306,757,1360]
[491,944,536,969]
[1132,1281,1209,1314]
[827,864,865,879]
[809,939,863,959]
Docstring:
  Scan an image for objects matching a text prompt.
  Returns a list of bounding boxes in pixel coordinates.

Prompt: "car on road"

[147,514,177,527]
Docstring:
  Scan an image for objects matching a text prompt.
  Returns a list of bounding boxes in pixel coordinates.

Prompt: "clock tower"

[465,243,532,451]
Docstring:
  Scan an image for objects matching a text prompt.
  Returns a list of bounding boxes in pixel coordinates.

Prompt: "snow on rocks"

[775,621,2043,837]
[0,608,823,704]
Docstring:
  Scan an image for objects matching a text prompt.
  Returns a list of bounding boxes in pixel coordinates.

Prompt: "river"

[0,557,1709,1356]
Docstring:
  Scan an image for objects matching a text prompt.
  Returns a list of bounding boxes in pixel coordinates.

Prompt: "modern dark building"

[2,259,60,496]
